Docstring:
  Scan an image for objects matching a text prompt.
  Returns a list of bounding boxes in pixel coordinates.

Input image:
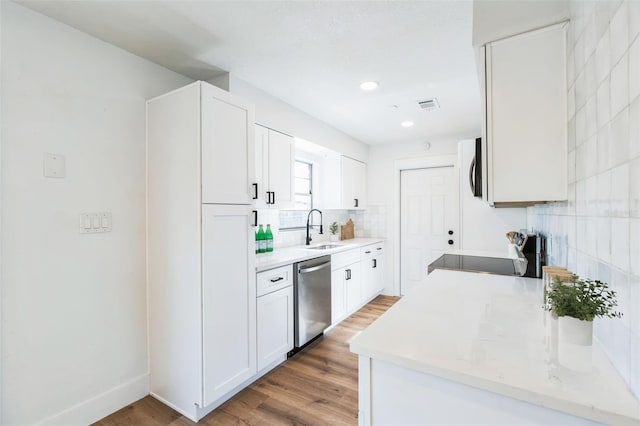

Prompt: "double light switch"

[80,212,112,233]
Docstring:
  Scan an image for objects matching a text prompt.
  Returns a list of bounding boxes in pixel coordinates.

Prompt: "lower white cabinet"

[331,262,361,325]
[361,243,384,301]
[202,204,257,406]
[345,263,362,313]
[256,265,294,371]
[331,242,385,325]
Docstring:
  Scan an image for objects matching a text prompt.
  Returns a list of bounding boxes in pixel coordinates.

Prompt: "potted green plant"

[545,276,622,345]
[329,221,340,242]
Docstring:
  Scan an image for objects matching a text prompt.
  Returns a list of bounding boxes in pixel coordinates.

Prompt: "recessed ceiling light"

[360,81,379,91]
[401,120,414,128]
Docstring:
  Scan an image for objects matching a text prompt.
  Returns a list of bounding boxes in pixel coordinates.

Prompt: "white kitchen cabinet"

[147,81,257,422]
[331,248,362,325]
[256,266,294,371]
[255,124,295,209]
[345,262,362,313]
[482,22,567,206]
[361,243,384,301]
[201,83,255,205]
[341,156,367,209]
[202,204,257,405]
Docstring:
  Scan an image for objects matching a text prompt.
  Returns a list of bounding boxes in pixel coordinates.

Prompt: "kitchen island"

[350,269,640,425]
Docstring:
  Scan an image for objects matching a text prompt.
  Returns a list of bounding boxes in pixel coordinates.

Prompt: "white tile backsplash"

[630,96,640,159]
[630,0,640,42]
[597,170,612,216]
[610,53,629,117]
[630,37,640,101]
[630,218,640,276]
[595,28,611,84]
[610,2,629,65]
[596,78,610,130]
[529,2,639,398]
[630,157,640,217]
[596,217,611,262]
[610,108,630,167]
[597,123,612,172]
[610,163,630,217]
[610,217,630,270]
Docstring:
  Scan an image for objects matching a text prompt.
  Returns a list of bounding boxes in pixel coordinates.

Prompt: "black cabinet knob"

[448,230,454,235]
[448,240,454,245]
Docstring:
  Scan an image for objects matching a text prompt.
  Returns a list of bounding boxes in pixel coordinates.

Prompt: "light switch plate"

[79,212,112,234]
[44,153,65,178]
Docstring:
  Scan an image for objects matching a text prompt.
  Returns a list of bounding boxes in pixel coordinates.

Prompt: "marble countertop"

[255,237,384,272]
[350,269,640,425]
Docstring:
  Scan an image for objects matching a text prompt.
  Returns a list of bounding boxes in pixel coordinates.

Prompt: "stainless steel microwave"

[469,137,482,197]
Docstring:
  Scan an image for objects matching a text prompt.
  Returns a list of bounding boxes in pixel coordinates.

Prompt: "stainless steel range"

[428,254,528,276]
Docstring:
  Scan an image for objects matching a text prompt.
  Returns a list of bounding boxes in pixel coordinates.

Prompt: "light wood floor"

[94,295,399,426]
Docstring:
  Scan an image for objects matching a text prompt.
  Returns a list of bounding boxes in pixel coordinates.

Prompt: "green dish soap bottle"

[265,224,274,252]
[257,225,266,254]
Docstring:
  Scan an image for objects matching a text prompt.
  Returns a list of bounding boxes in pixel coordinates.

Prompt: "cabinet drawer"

[257,264,293,297]
[361,243,384,259]
[332,248,361,270]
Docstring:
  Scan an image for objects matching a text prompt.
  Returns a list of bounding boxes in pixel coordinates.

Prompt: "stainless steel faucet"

[305,209,323,245]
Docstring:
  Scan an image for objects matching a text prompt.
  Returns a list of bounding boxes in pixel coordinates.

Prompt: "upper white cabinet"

[147,81,257,422]
[201,83,255,204]
[255,124,295,209]
[341,156,367,209]
[482,23,567,206]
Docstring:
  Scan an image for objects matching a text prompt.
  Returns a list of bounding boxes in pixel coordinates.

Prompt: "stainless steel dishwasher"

[294,255,332,349]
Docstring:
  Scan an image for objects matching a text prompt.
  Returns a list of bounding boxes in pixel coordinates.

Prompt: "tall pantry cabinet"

[147,81,256,421]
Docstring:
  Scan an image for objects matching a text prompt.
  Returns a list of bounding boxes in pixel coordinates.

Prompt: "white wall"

[528,0,640,398]
[368,138,460,295]
[472,0,570,45]
[458,140,527,253]
[1,3,192,424]
[210,74,369,163]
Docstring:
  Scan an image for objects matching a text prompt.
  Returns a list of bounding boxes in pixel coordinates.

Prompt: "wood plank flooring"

[94,295,399,426]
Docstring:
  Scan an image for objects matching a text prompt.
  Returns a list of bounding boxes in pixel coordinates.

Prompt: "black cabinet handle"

[373,259,377,268]
[252,210,258,227]
[272,191,276,204]
[354,198,359,208]
[270,277,284,283]
[448,239,454,245]
[376,247,382,250]
[345,269,351,280]
[365,250,371,254]
[448,230,454,235]
[252,183,258,200]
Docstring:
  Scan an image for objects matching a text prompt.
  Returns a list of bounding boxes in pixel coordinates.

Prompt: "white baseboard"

[37,374,149,426]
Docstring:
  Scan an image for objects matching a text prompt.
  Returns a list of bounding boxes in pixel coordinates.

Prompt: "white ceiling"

[18,0,481,146]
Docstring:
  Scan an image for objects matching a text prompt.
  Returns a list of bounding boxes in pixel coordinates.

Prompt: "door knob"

[448,240,454,245]
[448,230,454,235]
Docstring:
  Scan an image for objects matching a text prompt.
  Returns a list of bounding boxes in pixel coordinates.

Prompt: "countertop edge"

[255,238,385,272]
[349,342,639,425]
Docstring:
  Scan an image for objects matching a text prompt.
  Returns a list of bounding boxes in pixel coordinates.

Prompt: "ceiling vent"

[418,98,440,112]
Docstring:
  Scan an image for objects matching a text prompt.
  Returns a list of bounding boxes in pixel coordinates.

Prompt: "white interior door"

[400,167,458,296]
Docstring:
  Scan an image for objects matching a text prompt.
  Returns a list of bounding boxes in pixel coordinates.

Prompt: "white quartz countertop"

[350,269,640,425]
[255,238,384,272]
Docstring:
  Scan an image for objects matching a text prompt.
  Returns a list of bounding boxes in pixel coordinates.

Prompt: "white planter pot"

[558,316,593,346]
[330,234,340,242]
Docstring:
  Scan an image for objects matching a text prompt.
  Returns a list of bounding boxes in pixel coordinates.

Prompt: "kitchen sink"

[306,244,342,250]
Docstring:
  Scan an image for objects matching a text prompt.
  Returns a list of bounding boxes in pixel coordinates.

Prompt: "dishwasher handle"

[298,261,331,274]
